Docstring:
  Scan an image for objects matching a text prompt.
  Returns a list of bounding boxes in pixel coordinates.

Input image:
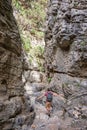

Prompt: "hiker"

[36,88,60,116]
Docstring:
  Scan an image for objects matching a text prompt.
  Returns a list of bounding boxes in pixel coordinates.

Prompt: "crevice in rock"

[50,70,87,79]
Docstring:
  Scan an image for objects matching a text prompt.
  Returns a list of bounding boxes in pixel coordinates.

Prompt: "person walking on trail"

[36,88,61,116]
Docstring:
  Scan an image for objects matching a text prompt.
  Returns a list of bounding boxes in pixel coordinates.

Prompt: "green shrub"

[34,45,44,57]
[47,77,52,83]
[81,41,86,46]
[12,0,47,39]
[21,35,32,52]
[12,0,47,71]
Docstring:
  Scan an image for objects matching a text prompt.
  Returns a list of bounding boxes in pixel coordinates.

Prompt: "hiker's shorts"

[46,101,52,111]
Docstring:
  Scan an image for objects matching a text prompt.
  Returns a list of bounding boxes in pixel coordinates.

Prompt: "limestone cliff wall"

[0,1,35,130]
[45,0,87,91]
[44,0,87,129]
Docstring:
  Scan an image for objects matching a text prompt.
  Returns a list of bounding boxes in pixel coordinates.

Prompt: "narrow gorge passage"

[0,0,87,130]
[24,81,66,130]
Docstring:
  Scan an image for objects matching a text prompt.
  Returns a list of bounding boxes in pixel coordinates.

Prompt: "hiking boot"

[48,113,51,117]
[46,112,51,117]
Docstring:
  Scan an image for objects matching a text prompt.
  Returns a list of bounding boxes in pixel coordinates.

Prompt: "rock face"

[45,0,87,79]
[44,0,87,129]
[0,0,35,130]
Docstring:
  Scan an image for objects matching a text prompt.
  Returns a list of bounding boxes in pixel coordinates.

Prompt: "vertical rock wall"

[0,0,35,130]
[44,0,87,129]
[45,0,87,91]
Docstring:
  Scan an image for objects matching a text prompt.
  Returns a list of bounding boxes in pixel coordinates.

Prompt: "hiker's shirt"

[44,91,53,102]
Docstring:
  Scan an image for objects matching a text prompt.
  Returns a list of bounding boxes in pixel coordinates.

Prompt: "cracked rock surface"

[0,0,87,129]
[0,1,35,129]
[44,0,87,129]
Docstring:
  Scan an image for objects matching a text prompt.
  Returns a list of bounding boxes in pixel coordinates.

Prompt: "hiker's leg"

[46,102,52,117]
[50,102,53,112]
[46,102,49,111]
[46,102,51,113]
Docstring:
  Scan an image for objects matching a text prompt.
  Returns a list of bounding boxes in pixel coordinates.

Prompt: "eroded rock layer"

[45,0,87,129]
[0,0,35,130]
[45,0,87,78]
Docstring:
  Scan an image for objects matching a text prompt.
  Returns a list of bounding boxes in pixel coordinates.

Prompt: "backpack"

[46,92,53,102]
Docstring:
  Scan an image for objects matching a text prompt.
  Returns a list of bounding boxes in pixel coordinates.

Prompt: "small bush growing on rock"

[47,77,52,83]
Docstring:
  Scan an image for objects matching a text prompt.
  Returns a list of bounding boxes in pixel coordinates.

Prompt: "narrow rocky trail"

[0,0,87,130]
[23,77,87,130]
[24,81,71,130]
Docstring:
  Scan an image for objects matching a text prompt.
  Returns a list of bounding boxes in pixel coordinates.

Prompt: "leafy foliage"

[47,77,52,83]
[12,0,47,71]
[28,45,45,71]
[21,35,32,52]
[12,0,47,39]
